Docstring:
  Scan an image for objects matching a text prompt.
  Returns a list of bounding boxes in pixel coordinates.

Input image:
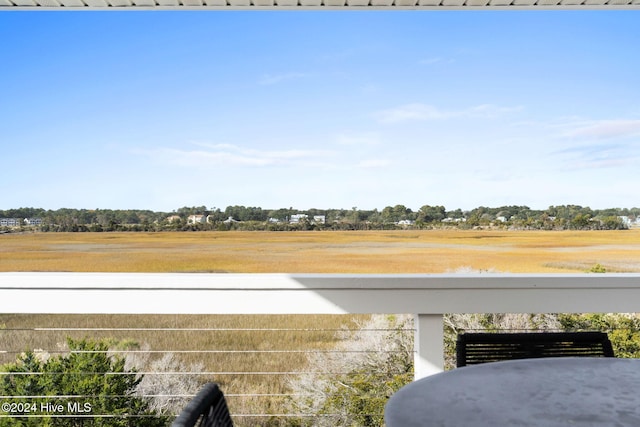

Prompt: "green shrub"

[558,313,640,358]
[0,338,168,427]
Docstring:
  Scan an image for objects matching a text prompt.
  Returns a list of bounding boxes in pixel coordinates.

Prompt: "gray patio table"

[385,357,640,427]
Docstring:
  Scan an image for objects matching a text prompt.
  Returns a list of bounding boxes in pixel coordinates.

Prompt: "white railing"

[4,272,640,380]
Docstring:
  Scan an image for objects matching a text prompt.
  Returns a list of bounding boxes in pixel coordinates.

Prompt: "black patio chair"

[172,383,233,427]
[456,331,614,368]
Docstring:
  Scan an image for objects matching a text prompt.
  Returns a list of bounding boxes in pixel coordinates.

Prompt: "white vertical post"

[414,313,444,380]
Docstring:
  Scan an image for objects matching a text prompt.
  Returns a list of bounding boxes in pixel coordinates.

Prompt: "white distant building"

[313,215,326,224]
[223,216,238,224]
[619,216,632,227]
[24,218,43,225]
[442,217,466,223]
[289,214,325,224]
[187,215,206,224]
[289,214,308,224]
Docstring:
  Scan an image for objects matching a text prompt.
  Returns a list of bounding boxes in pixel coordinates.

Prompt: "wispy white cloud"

[258,72,308,85]
[553,142,639,170]
[334,132,380,146]
[419,57,453,65]
[559,119,640,140]
[374,103,523,124]
[144,147,271,167]
[138,143,335,168]
[356,159,390,168]
[546,118,640,170]
[375,103,450,123]
[467,104,524,118]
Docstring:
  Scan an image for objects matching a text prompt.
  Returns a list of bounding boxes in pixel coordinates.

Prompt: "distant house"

[166,215,181,223]
[288,214,325,225]
[223,216,238,224]
[618,216,640,228]
[313,215,326,224]
[187,215,206,224]
[396,219,415,226]
[442,217,466,223]
[289,214,308,224]
[0,218,22,227]
[24,218,43,226]
[619,216,632,227]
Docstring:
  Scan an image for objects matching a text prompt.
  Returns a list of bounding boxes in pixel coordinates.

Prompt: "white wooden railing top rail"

[3,272,640,378]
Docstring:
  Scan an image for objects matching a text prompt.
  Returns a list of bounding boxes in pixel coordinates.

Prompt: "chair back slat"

[456,331,614,368]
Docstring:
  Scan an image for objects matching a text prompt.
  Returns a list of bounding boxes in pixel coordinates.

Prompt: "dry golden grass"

[0,314,363,381]
[0,313,368,424]
[2,229,640,273]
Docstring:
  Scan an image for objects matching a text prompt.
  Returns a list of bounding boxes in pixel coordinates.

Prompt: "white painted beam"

[414,314,444,379]
[4,272,640,314]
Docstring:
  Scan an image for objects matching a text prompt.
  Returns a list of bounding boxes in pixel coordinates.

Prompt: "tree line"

[1,204,638,232]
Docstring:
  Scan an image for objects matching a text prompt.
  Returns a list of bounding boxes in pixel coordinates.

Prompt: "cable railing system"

[2,0,640,11]
[0,314,413,424]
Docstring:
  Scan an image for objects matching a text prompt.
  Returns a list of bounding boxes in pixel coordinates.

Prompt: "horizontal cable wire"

[0,349,410,354]
[0,371,386,375]
[0,393,323,399]
[8,327,412,332]
[0,414,385,418]
[0,414,166,418]
[222,413,384,417]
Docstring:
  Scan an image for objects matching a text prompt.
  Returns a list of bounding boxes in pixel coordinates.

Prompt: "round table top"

[385,358,640,427]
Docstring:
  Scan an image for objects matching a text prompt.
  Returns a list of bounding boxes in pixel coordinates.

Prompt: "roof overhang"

[2,0,640,10]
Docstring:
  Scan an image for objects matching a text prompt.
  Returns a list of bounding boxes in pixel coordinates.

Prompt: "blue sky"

[1,10,639,212]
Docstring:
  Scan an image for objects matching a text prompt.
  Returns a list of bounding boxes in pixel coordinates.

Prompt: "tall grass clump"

[287,315,414,427]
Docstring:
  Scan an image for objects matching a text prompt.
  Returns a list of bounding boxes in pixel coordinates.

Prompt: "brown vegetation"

[2,229,640,273]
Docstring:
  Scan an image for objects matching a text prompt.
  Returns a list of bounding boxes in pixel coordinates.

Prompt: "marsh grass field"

[2,229,640,273]
[2,229,640,422]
